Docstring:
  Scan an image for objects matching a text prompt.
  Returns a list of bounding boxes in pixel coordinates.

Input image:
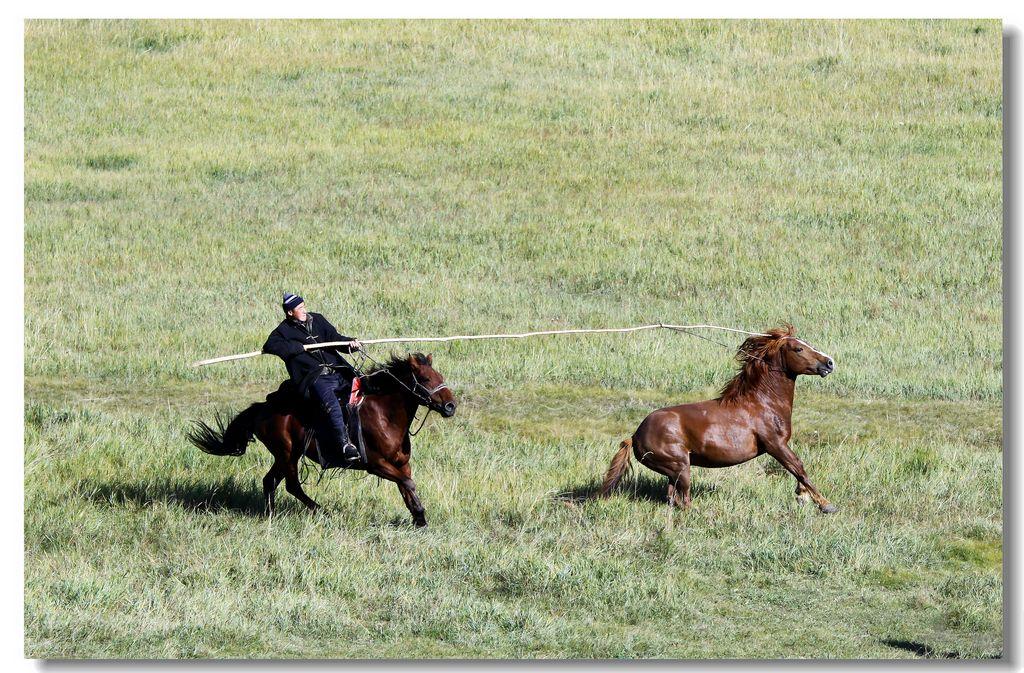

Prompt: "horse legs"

[282,433,321,512]
[284,467,321,512]
[397,478,427,528]
[671,454,692,509]
[766,443,837,514]
[255,420,287,516]
[370,460,426,527]
[263,465,283,515]
[648,444,691,510]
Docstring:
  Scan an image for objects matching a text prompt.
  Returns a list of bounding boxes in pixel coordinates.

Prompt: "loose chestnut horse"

[601,326,837,513]
[188,353,456,526]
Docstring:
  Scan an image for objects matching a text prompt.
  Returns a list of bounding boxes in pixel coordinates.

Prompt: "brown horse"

[601,325,838,513]
[188,353,456,526]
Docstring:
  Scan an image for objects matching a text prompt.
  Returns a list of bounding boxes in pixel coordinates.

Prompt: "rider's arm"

[319,315,360,353]
[262,328,304,359]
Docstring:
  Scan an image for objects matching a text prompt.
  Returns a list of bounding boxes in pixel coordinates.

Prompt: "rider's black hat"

[282,292,304,313]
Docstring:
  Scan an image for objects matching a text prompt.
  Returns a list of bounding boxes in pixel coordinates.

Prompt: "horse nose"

[443,402,457,416]
[827,358,834,369]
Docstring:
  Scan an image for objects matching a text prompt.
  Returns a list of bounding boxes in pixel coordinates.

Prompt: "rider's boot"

[325,420,360,466]
[339,438,361,465]
[316,394,362,467]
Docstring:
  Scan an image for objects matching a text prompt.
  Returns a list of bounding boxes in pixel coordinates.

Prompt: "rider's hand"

[350,339,362,352]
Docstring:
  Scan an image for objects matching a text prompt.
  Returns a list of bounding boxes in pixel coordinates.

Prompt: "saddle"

[265,378,367,470]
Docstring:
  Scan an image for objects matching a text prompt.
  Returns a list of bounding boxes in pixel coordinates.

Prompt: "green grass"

[25,381,1001,658]
[24,19,1002,658]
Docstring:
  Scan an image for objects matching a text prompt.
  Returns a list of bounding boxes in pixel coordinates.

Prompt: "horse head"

[779,334,835,378]
[404,353,458,417]
[722,325,834,401]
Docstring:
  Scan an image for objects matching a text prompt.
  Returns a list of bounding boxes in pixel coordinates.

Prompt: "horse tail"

[187,404,265,457]
[600,438,634,497]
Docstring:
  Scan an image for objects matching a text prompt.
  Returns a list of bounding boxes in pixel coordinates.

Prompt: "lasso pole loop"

[190,323,770,368]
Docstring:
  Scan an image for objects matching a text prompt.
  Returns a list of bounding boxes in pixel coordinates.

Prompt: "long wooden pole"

[189,323,768,368]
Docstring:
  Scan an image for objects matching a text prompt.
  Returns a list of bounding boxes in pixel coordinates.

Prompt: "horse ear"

[426,353,433,365]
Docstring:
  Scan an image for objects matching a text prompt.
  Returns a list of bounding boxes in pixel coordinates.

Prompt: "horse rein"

[354,350,450,412]
[344,351,451,436]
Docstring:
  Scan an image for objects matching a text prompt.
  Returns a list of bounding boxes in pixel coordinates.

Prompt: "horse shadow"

[83,474,415,523]
[557,474,718,505]
[880,639,1000,660]
[82,476,271,517]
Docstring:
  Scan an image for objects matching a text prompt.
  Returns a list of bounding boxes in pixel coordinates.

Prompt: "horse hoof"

[414,518,428,528]
[820,503,838,514]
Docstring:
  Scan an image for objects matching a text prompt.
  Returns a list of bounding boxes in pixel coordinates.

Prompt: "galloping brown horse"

[188,353,456,526]
[601,326,838,513]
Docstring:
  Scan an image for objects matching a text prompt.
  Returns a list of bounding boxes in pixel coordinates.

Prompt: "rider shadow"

[83,476,271,517]
[557,474,718,505]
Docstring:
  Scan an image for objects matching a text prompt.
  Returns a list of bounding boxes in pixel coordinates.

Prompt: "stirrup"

[341,441,361,464]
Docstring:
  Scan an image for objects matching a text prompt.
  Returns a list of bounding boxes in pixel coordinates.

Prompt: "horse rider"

[262,293,363,465]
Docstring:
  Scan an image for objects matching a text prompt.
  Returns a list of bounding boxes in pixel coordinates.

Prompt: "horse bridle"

[354,354,450,413]
[409,371,450,411]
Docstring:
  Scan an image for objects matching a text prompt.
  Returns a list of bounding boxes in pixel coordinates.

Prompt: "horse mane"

[717,325,795,404]
[363,353,431,393]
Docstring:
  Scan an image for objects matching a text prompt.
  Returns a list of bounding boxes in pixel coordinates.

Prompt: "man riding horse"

[262,293,363,466]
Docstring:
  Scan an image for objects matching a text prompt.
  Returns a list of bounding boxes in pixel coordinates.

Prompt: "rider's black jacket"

[262,313,358,395]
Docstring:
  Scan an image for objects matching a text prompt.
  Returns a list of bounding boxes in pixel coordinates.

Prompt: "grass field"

[24,20,1002,658]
